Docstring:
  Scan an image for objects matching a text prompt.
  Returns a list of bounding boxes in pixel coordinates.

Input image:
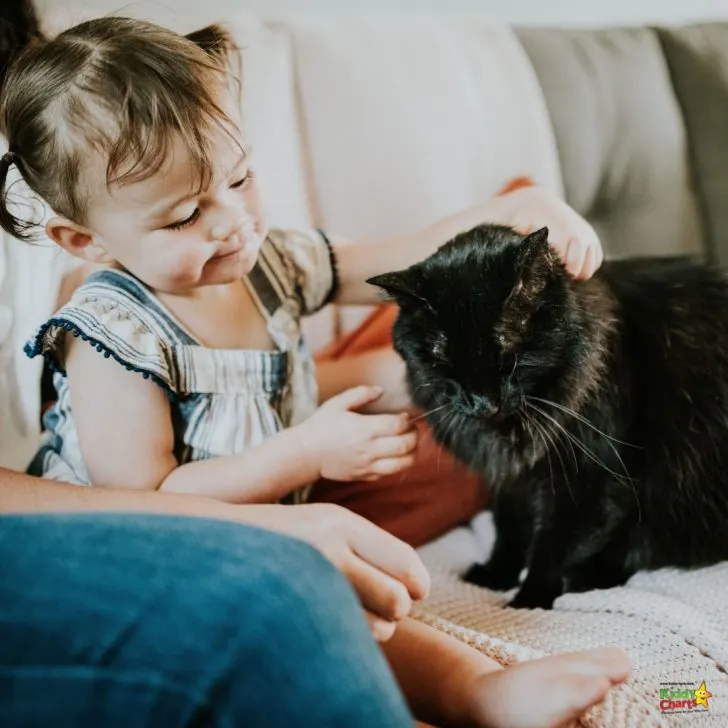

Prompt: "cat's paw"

[463,562,521,591]
[507,583,559,610]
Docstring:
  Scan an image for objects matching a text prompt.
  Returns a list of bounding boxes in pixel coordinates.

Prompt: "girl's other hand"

[295,386,418,482]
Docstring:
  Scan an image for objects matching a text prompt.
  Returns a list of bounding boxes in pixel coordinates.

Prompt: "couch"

[2,7,728,725]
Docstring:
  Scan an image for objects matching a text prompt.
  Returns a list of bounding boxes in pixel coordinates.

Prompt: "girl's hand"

[493,185,604,280]
[295,385,417,482]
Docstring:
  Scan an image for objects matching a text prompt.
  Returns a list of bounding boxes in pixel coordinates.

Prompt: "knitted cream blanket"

[415,513,728,727]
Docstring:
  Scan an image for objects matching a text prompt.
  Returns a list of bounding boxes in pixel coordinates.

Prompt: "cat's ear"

[367,270,427,305]
[519,226,551,266]
[495,227,558,352]
[515,226,559,296]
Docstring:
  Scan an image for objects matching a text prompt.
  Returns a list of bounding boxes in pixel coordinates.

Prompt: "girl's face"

[49,124,266,295]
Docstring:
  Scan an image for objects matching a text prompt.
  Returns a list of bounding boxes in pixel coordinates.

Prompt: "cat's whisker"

[411,403,450,423]
[433,406,457,474]
[529,403,643,520]
[505,354,519,391]
[542,412,573,476]
[526,402,633,486]
[431,407,448,472]
[432,403,454,430]
[526,402,605,468]
[530,405,579,470]
[532,412,572,499]
[522,410,543,461]
[444,409,461,448]
[529,409,576,504]
[524,410,556,498]
[526,397,642,518]
[410,381,434,398]
[527,396,639,449]
[521,384,572,494]
[443,410,462,472]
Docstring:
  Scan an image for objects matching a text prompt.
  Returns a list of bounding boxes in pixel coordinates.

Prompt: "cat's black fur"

[367,224,728,610]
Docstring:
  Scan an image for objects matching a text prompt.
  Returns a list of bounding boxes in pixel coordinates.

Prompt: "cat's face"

[368,225,585,442]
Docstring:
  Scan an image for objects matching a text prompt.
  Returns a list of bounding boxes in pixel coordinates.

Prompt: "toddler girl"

[0,16,627,727]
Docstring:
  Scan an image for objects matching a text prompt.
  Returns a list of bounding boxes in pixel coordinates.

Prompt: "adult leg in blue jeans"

[0,513,414,727]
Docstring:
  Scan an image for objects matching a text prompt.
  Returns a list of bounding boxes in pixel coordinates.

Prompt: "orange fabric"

[309,177,535,547]
[498,175,536,196]
[315,304,397,359]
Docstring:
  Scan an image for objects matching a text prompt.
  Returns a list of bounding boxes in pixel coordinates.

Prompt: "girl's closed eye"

[166,207,200,231]
[165,170,253,231]
[230,169,253,189]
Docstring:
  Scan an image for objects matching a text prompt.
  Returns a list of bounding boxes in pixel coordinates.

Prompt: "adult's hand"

[237,502,431,642]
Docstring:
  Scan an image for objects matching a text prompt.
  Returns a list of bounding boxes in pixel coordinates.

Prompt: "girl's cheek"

[165,247,208,284]
[244,183,266,237]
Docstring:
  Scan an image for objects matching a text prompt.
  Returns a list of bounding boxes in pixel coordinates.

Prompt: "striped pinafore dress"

[25,228,337,503]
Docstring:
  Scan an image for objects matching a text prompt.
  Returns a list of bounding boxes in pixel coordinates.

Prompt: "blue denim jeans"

[0,513,414,727]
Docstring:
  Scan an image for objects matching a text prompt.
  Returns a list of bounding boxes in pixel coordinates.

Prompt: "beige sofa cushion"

[290,17,563,237]
[287,18,563,330]
[516,27,703,260]
[657,23,728,268]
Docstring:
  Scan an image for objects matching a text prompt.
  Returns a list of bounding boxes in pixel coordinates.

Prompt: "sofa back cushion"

[517,27,703,260]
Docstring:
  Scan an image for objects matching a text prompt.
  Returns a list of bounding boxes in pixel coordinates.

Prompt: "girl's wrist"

[286,423,324,484]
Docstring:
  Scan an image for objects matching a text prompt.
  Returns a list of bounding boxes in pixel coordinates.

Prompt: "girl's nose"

[209,213,246,242]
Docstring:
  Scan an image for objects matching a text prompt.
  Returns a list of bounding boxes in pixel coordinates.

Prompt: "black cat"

[367,224,728,610]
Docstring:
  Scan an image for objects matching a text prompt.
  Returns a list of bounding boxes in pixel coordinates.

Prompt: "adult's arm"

[0,468,430,638]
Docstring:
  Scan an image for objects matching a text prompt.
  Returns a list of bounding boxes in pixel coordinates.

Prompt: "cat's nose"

[471,395,499,418]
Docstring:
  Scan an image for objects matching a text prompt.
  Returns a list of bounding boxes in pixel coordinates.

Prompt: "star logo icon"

[694,681,712,709]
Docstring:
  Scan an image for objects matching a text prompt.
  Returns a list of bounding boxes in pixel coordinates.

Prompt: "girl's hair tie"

[0,151,16,170]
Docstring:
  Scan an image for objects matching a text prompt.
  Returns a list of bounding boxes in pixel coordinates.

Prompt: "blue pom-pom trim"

[24,317,177,401]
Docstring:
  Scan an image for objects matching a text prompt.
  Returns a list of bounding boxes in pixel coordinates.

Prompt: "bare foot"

[465,646,630,728]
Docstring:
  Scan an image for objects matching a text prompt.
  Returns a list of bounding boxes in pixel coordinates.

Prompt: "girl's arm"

[332,186,603,306]
[66,336,416,502]
[66,331,316,501]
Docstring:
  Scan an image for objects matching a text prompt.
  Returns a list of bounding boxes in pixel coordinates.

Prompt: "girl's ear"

[46,217,114,264]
